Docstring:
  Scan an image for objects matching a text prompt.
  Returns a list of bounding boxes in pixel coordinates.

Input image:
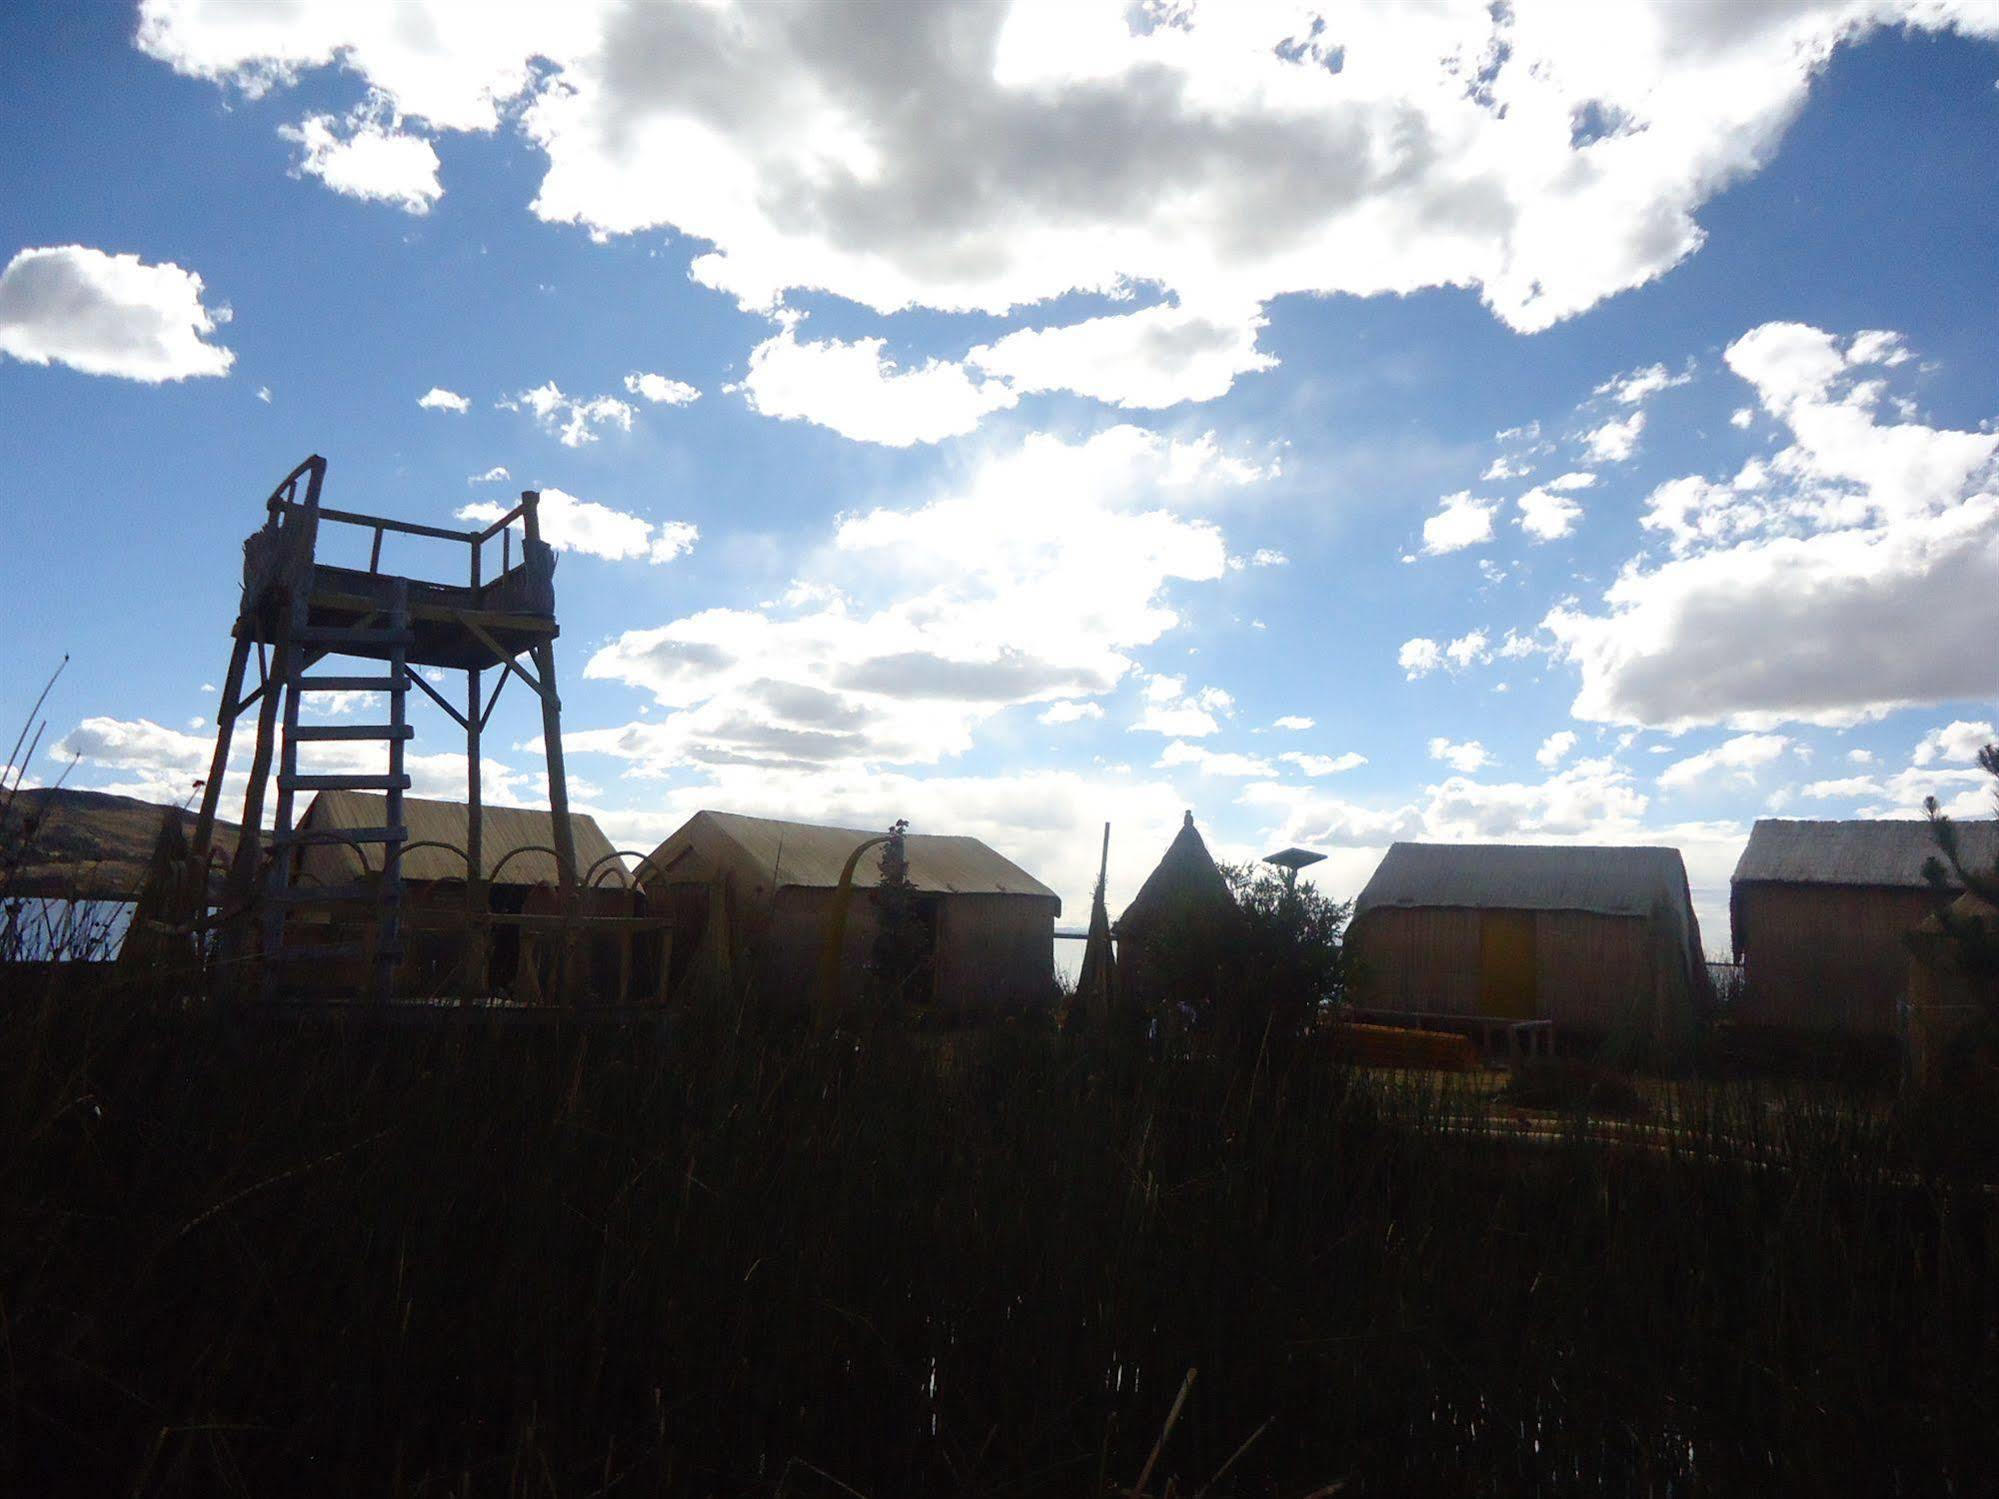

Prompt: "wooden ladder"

[261,576,413,1001]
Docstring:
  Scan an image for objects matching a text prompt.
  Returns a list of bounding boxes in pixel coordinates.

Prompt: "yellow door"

[1479,911,1537,1019]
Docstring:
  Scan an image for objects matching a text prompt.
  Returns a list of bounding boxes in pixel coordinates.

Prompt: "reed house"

[640,811,1059,1013]
[1346,842,1710,1048]
[1114,811,1242,1014]
[1730,818,1999,1035]
[289,791,636,998]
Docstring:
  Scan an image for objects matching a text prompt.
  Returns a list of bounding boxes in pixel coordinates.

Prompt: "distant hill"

[1,787,238,899]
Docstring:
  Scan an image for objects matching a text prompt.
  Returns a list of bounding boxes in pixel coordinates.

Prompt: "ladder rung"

[269,825,407,847]
[269,943,402,963]
[278,773,413,792]
[294,626,415,647]
[271,883,381,904]
[297,675,400,692]
[291,723,415,742]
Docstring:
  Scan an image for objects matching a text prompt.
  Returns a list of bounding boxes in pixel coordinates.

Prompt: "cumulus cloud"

[1421,491,1498,555]
[1156,740,1275,777]
[1517,483,1584,540]
[500,381,635,446]
[1913,719,1997,766]
[1581,410,1645,463]
[1536,730,1578,768]
[967,301,1276,409]
[468,465,510,484]
[456,488,697,566]
[1039,700,1104,726]
[1399,638,1442,679]
[1594,362,1690,405]
[1799,775,1880,800]
[1427,737,1492,774]
[737,326,1015,446]
[1133,679,1235,739]
[624,371,701,405]
[1272,715,1315,731]
[1657,732,1790,790]
[0,245,233,381]
[418,386,470,412]
[138,2,1999,413]
[573,426,1245,774]
[1549,322,1999,730]
[279,106,442,213]
[1279,750,1366,777]
[1402,629,1498,678]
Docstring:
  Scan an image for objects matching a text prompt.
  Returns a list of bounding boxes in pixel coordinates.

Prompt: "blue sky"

[4,2,1998,953]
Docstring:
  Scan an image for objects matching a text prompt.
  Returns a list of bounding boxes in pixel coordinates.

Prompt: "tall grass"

[1,970,1994,1497]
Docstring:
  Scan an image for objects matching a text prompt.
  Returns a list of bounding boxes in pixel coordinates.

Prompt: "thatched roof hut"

[1731,819,1999,1034]
[1113,811,1241,1013]
[1347,842,1708,1050]
[292,790,628,891]
[641,811,1059,1014]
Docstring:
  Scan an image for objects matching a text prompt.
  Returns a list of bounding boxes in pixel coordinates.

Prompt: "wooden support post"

[466,539,485,1001]
[521,490,582,1002]
[189,629,250,884]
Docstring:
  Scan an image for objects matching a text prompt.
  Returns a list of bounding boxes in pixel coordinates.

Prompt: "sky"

[3,1,1998,958]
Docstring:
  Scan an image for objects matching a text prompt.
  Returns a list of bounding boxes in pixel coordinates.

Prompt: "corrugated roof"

[1732,818,1999,890]
[1354,842,1697,924]
[1117,811,1236,933]
[297,792,627,887]
[645,810,1058,901]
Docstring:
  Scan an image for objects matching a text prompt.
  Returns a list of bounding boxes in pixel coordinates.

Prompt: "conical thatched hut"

[1115,811,1241,1015]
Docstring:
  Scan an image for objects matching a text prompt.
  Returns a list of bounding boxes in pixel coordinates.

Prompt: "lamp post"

[1262,845,1326,897]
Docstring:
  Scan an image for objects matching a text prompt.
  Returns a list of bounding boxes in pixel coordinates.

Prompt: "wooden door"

[1479,910,1537,1019]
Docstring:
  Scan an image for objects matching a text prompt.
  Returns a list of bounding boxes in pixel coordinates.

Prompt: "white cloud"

[1657,732,1790,790]
[1156,740,1275,777]
[1550,322,1999,730]
[1730,407,1755,428]
[624,371,701,405]
[1848,329,1912,368]
[967,301,1275,409]
[1848,748,1876,765]
[279,106,442,214]
[1800,775,1880,799]
[1427,737,1492,774]
[737,325,1015,446]
[418,386,470,413]
[1536,730,1578,768]
[1279,750,1366,777]
[1482,456,1531,482]
[469,465,510,484]
[1547,471,1596,492]
[255,385,271,403]
[1517,483,1583,541]
[1133,681,1235,739]
[1272,715,1314,731]
[501,381,635,446]
[649,521,699,564]
[1227,547,1288,570]
[1593,362,1690,405]
[575,426,1244,773]
[457,488,698,566]
[142,2,1999,408]
[1445,630,1490,670]
[1913,719,1996,766]
[1581,410,1645,463]
[0,245,233,382]
[1039,700,1104,726]
[1421,491,1498,555]
[1399,638,1443,679]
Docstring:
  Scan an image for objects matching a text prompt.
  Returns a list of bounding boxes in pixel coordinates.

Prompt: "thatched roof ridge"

[1733,818,1999,890]
[298,791,625,888]
[643,810,1058,903]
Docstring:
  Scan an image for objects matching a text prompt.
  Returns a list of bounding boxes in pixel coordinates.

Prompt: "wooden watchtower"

[185,456,585,1000]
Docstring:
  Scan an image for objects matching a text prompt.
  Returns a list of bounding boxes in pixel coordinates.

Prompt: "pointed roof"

[1117,811,1237,934]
